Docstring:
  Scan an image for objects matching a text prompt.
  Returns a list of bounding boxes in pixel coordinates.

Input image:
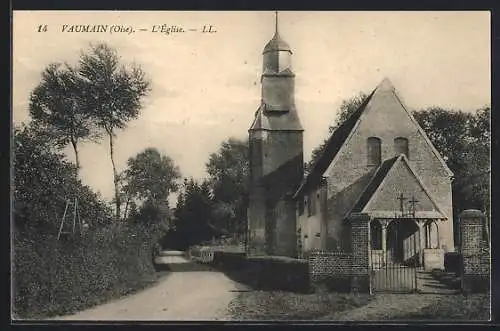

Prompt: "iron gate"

[369,249,419,293]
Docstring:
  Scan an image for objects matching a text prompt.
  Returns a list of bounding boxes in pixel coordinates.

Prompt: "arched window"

[367,137,382,166]
[394,137,409,158]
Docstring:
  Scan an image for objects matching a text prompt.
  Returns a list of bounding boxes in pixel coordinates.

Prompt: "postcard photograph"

[11,10,491,322]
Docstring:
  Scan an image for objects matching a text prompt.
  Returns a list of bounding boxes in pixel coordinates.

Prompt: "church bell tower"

[247,12,304,257]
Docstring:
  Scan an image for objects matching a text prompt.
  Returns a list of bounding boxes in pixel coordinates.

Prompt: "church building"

[247,14,455,267]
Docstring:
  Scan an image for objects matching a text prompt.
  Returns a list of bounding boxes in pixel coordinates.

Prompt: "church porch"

[369,217,444,271]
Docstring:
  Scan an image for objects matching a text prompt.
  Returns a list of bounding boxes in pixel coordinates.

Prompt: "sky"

[13,11,491,203]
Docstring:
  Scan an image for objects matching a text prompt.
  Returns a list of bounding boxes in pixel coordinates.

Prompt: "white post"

[416,220,425,267]
[380,220,389,266]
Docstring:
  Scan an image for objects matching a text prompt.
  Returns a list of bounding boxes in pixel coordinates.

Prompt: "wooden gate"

[370,249,419,293]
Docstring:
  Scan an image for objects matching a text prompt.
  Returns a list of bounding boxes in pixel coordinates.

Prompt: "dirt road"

[54,252,242,321]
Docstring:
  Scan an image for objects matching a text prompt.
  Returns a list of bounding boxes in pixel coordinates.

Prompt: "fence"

[188,244,245,264]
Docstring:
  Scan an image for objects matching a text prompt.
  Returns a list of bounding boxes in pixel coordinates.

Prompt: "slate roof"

[263,32,292,53]
[293,89,375,196]
[262,67,295,77]
[249,104,304,131]
[349,156,399,212]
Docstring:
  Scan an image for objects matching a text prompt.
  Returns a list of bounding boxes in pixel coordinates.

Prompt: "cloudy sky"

[13,11,490,203]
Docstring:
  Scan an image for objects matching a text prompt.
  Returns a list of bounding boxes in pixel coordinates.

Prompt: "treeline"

[13,41,248,318]
[163,138,249,250]
[12,43,164,319]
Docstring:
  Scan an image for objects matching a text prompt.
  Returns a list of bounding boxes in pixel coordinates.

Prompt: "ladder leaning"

[57,197,83,240]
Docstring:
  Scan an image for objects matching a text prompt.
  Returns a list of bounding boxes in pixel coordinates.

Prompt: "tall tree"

[78,43,151,221]
[412,106,490,244]
[29,63,98,172]
[412,107,473,173]
[205,138,249,236]
[173,178,215,248]
[121,147,181,223]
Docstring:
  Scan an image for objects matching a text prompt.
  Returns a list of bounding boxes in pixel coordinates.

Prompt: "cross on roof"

[397,192,407,214]
[408,195,419,216]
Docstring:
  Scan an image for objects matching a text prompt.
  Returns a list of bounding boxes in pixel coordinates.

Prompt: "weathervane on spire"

[275,10,279,34]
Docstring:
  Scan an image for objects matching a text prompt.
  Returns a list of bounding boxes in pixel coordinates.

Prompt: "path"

[323,270,460,321]
[53,251,243,321]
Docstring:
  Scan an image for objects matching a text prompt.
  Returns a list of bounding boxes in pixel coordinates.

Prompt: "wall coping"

[348,212,371,222]
[458,209,485,220]
[309,250,352,256]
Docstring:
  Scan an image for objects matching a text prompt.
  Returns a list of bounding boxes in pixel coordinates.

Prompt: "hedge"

[209,253,310,293]
[12,224,160,319]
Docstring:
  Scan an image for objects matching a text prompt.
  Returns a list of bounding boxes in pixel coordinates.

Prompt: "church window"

[394,137,409,158]
[367,137,382,166]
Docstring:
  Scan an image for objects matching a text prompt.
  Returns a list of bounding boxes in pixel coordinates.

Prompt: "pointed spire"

[263,11,291,53]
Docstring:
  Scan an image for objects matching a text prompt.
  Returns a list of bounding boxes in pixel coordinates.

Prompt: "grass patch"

[395,294,490,321]
[228,290,373,320]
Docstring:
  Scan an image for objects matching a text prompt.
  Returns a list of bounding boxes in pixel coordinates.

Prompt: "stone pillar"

[380,220,389,266]
[416,220,425,267]
[426,224,430,249]
[380,221,388,253]
[459,209,490,293]
[349,212,371,293]
[437,222,441,248]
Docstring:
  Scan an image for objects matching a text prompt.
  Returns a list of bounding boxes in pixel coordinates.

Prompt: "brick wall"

[350,214,370,292]
[309,250,353,281]
[308,213,370,293]
[308,250,353,292]
[459,210,490,293]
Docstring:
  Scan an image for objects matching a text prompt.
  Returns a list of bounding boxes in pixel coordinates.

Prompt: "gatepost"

[458,209,490,293]
[349,212,371,293]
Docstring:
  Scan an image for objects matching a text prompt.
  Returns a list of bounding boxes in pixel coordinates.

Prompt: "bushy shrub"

[12,223,159,319]
[212,251,246,269]
[13,125,113,235]
[222,256,310,293]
